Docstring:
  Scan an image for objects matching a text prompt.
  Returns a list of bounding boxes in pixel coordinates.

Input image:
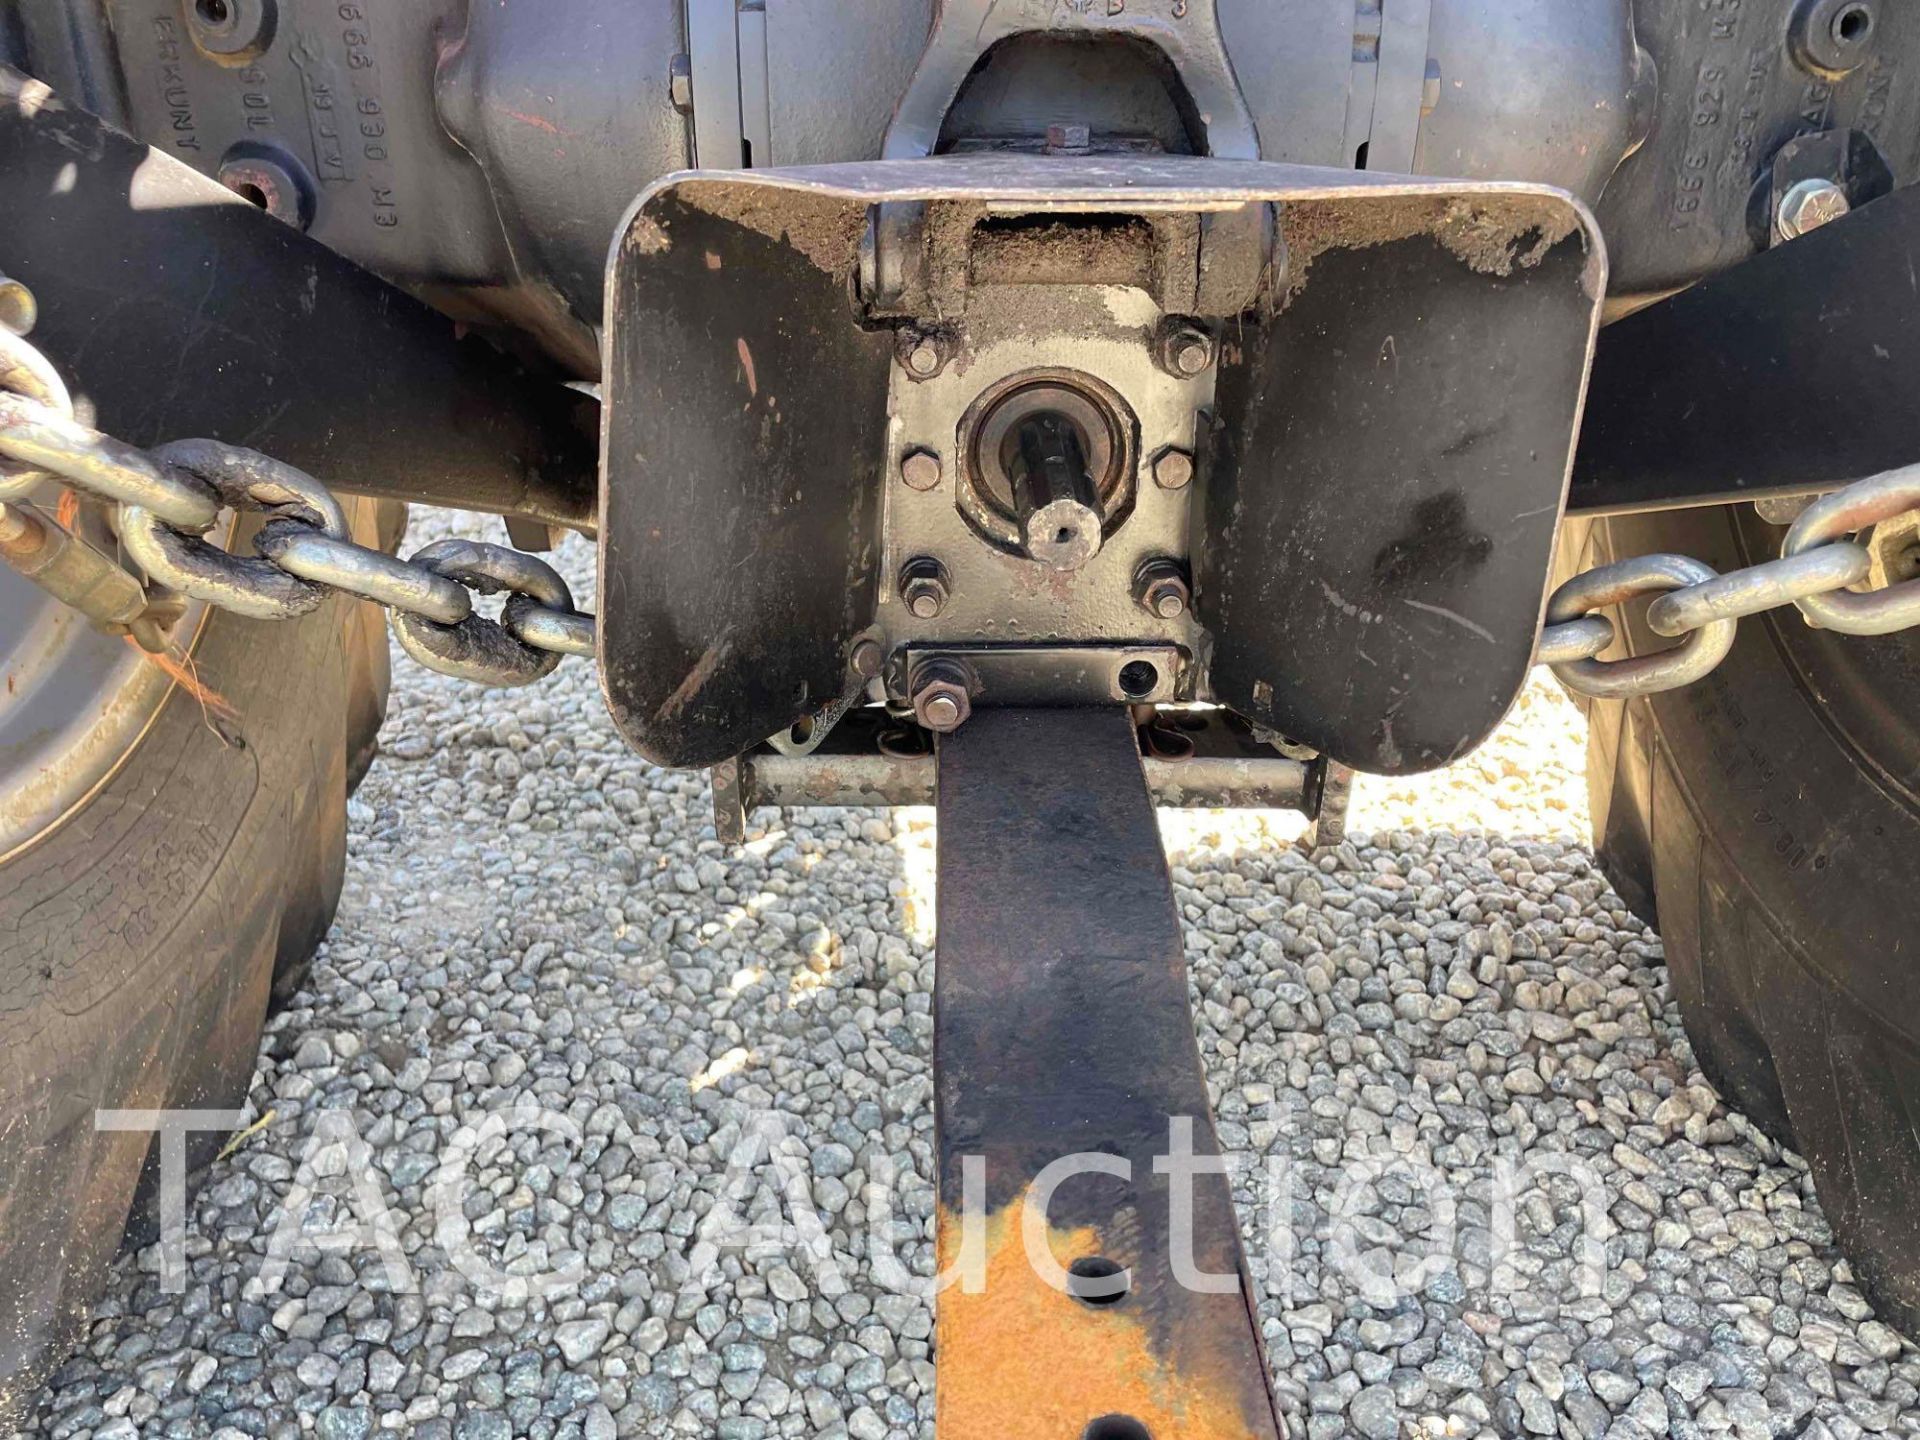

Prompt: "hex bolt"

[911,658,974,734]
[1160,323,1214,378]
[848,636,884,680]
[904,338,944,378]
[1135,559,1192,619]
[900,557,950,619]
[900,448,943,491]
[1152,448,1195,491]
[668,53,694,113]
[1777,178,1851,239]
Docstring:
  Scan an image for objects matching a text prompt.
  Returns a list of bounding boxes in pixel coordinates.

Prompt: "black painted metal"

[1571,184,1920,517]
[933,706,1282,1437]
[1203,230,1599,774]
[599,183,893,768]
[0,68,598,528]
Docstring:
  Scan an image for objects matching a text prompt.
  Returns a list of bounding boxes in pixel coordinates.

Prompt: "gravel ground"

[25,513,1920,1440]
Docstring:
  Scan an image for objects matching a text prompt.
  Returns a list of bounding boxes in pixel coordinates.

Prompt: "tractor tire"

[0,497,403,1425]
[1559,500,1920,1335]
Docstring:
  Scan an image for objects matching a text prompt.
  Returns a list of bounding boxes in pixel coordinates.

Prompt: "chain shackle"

[1545,553,1739,698]
[389,539,579,687]
[1782,466,1920,635]
[121,440,352,620]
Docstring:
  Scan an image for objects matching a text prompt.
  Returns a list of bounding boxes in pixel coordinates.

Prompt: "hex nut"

[1776,178,1851,239]
[1160,323,1214,377]
[900,449,943,491]
[911,661,974,734]
[1135,560,1191,619]
[1152,448,1194,490]
[899,558,950,619]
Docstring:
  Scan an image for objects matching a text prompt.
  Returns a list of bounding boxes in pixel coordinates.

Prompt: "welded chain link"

[1538,466,1920,698]
[0,327,596,688]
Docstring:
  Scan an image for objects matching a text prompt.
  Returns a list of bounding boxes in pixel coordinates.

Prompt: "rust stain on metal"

[936,1194,1266,1440]
[499,107,562,137]
[736,337,758,397]
[656,636,730,722]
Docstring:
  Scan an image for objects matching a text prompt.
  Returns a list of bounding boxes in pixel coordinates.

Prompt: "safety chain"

[4,318,1919,699]
[1537,468,1920,698]
[0,320,596,688]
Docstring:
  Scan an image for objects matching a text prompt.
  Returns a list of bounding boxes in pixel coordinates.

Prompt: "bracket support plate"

[932,706,1283,1438]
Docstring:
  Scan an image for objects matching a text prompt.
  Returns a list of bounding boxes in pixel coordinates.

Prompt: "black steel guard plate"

[601,158,1603,771]
[935,706,1282,1439]
[0,69,596,528]
[1573,183,1920,516]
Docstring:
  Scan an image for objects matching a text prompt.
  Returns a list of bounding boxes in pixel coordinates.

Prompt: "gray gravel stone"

[21,518,1920,1440]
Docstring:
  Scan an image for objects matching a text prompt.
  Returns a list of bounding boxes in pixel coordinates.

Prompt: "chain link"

[0,326,597,687]
[4,321,1918,701]
[1541,461,1920,697]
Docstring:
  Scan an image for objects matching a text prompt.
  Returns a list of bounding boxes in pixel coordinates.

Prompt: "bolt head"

[1171,333,1212,376]
[1152,449,1194,490]
[906,341,942,377]
[915,684,970,733]
[906,584,945,619]
[1148,582,1187,618]
[1777,178,1851,239]
[900,450,942,491]
[849,637,883,679]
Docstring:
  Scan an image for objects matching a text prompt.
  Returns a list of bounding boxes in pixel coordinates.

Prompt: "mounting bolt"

[668,53,694,113]
[903,336,945,379]
[1152,447,1195,491]
[899,557,950,619]
[1134,559,1191,619]
[1777,178,1851,239]
[1159,322,1214,378]
[900,448,943,491]
[848,635,884,680]
[911,658,975,734]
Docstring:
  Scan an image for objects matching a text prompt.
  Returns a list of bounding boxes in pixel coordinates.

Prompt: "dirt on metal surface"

[1279,193,1583,303]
